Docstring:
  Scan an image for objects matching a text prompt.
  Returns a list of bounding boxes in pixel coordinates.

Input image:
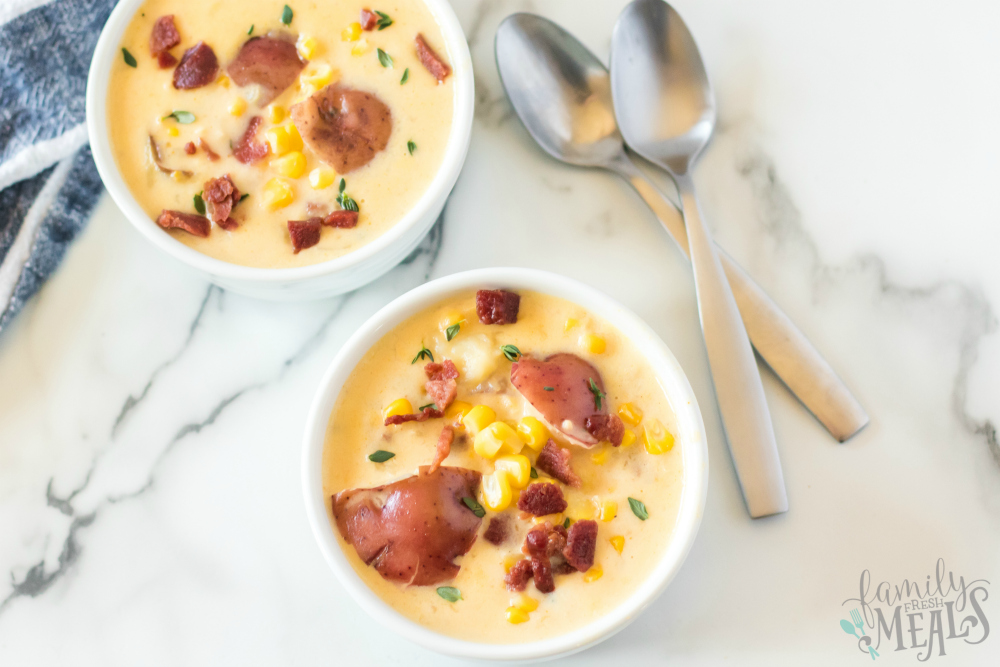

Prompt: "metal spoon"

[494,13,868,444]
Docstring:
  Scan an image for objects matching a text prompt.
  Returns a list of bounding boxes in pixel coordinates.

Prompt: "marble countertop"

[1,0,998,664]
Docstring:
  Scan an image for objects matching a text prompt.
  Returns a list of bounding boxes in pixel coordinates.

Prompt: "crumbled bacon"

[288,218,322,253]
[563,519,598,573]
[172,42,219,90]
[184,141,197,155]
[150,15,180,56]
[426,425,454,475]
[424,359,458,410]
[483,515,510,546]
[504,558,533,592]
[531,557,555,593]
[585,414,625,446]
[323,210,359,228]
[198,138,220,161]
[157,51,178,69]
[415,33,451,82]
[535,440,581,488]
[553,560,577,575]
[476,289,520,324]
[203,174,240,227]
[359,8,379,30]
[156,210,210,237]
[232,116,270,164]
[384,406,444,426]
[517,482,567,516]
[217,218,239,231]
[522,522,567,559]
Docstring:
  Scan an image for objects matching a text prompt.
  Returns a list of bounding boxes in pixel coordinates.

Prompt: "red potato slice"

[227,35,306,106]
[332,466,482,586]
[510,353,609,447]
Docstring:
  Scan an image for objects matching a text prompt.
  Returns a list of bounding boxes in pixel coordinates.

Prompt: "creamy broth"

[322,290,684,643]
[110,0,453,268]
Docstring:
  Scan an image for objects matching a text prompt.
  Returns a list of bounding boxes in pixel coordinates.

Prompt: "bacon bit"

[147,136,192,178]
[424,359,458,410]
[359,8,379,30]
[563,519,598,573]
[535,440,582,488]
[203,174,240,226]
[232,116,270,164]
[183,141,197,155]
[522,521,567,559]
[415,33,451,82]
[505,558,532,592]
[553,560,577,575]
[426,425,454,475]
[531,557,555,593]
[288,218,322,253]
[517,482,567,516]
[476,289,520,325]
[157,51,178,69]
[217,218,239,231]
[173,42,219,90]
[198,138,220,161]
[384,406,444,426]
[149,15,180,56]
[483,515,510,546]
[585,414,625,446]
[323,210,359,228]
[156,210,210,237]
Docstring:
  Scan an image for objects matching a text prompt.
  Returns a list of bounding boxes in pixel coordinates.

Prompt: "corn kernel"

[617,402,643,427]
[300,64,337,93]
[583,564,604,583]
[268,105,286,124]
[297,35,319,60]
[516,416,550,452]
[262,177,294,210]
[494,454,531,488]
[621,429,637,448]
[610,535,625,554]
[599,500,618,522]
[382,398,413,421]
[444,400,472,428]
[642,418,675,455]
[308,166,336,190]
[505,606,530,624]
[532,513,562,525]
[474,421,522,459]
[482,470,513,511]
[511,593,539,612]
[265,123,303,156]
[591,448,611,466]
[217,74,230,88]
[167,126,180,137]
[566,496,597,521]
[272,151,306,179]
[228,97,247,117]
[342,22,362,41]
[462,405,496,437]
[580,333,606,354]
[439,309,463,332]
[503,554,523,573]
[169,169,188,182]
[351,38,370,56]
[564,317,579,332]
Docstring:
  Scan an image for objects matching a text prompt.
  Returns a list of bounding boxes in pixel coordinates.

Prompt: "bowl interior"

[302,268,708,661]
[85,0,474,284]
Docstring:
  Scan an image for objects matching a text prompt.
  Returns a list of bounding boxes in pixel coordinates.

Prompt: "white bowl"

[302,268,709,661]
[85,0,474,301]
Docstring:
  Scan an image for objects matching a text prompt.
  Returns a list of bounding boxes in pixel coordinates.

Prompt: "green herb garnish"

[193,191,206,215]
[500,344,521,362]
[407,140,416,155]
[530,466,538,479]
[628,497,649,521]
[462,496,485,518]
[437,586,462,602]
[280,4,293,25]
[587,378,605,411]
[368,450,395,463]
[376,47,393,68]
[122,48,137,68]
[411,344,434,364]
[336,178,359,212]
[163,110,195,124]
[375,10,393,30]
[418,403,439,411]
[543,386,554,392]
[247,25,254,35]
[563,517,571,529]
[400,67,409,84]
[238,193,249,203]
[445,322,460,341]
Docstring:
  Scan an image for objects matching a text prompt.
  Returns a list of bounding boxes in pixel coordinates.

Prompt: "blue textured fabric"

[0,0,115,332]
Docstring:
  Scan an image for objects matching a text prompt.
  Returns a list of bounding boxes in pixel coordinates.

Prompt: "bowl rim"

[301,267,709,661]
[85,0,474,283]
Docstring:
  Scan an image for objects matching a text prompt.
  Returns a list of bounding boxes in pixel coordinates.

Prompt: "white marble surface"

[1,0,999,664]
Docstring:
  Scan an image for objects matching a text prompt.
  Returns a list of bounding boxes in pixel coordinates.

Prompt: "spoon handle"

[675,173,788,518]
[615,158,868,442]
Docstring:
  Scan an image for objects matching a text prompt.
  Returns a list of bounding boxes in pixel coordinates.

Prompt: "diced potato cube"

[449,333,500,384]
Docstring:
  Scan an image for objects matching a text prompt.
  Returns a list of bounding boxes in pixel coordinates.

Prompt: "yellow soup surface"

[322,289,685,643]
[110,0,454,268]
